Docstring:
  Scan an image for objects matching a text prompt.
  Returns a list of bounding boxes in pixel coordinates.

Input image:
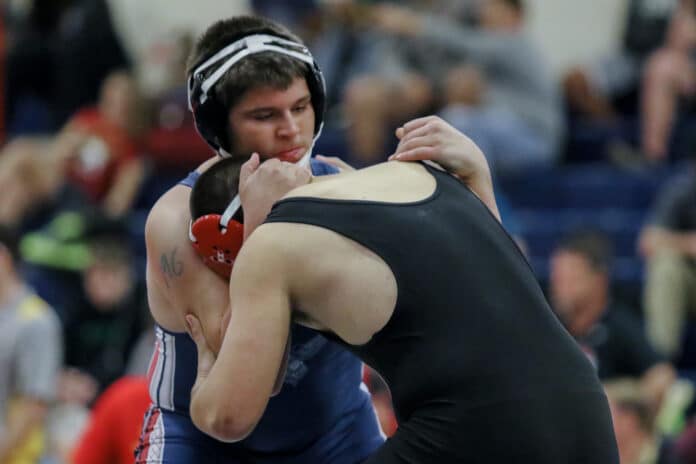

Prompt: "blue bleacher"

[499,162,681,284]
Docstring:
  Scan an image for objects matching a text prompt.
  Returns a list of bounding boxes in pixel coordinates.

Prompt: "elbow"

[191,404,258,443]
[207,415,256,443]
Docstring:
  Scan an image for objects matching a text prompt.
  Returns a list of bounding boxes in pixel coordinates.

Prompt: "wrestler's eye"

[292,104,308,114]
[253,112,273,121]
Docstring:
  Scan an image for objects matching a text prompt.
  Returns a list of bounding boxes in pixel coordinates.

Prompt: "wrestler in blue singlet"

[135,159,384,464]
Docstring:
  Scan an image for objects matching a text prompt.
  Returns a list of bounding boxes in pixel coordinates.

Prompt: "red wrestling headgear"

[189,157,246,279]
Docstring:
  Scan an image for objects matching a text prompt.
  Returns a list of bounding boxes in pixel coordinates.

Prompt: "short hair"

[186,16,309,151]
[556,229,614,274]
[0,225,20,264]
[502,0,524,14]
[190,157,247,222]
[82,213,133,267]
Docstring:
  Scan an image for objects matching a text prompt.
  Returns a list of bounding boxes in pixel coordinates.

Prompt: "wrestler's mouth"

[274,146,306,163]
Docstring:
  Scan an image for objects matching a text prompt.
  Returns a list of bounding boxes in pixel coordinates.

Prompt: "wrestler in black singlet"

[265,162,619,463]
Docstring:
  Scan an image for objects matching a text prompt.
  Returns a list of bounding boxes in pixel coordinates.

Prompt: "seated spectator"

[4,0,131,135]
[563,0,678,122]
[0,225,63,463]
[342,0,561,173]
[641,0,696,161]
[60,217,149,399]
[549,229,676,413]
[605,379,683,464]
[0,71,147,229]
[639,164,696,359]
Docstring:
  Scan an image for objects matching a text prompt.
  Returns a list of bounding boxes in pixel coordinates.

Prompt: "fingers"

[240,152,261,183]
[399,115,442,135]
[390,131,436,160]
[389,146,437,162]
[394,116,445,146]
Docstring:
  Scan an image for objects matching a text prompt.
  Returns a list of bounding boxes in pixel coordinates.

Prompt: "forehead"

[551,249,591,270]
[232,77,310,111]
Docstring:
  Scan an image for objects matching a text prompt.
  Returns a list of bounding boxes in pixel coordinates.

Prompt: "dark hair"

[82,213,132,266]
[187,16,310,151]
[190,157,247,222]
[0,225,20,264]
[556,229,614,273]
[502,0,524,14]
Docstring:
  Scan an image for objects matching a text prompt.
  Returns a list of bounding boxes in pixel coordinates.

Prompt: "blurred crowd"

[0,0,695,463]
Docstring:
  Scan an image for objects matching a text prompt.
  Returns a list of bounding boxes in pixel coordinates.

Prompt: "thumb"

[185,314,206,347]
[240,152,261,183]
[395,126,405,140]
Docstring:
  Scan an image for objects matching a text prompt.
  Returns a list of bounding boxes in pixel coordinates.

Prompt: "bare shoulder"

[145,185,228,332]
[145,186,191,245]
[284,161,433,202]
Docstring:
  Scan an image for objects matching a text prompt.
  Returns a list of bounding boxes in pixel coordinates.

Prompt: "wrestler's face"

[228,77,315,163]
[548,250,603,323]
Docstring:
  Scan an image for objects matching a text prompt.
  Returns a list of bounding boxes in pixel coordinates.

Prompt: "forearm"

[641,226,696,257]
[641,362,677,412]
[465,170,500,222]
[103,159,146,217]
[189,376,232,442]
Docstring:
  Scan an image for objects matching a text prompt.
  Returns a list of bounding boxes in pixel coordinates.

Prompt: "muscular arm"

[102,157,146,217]
[144,187,230,350]
[641,362,677,413]
[639,225,696,258]
[189,227,293,442]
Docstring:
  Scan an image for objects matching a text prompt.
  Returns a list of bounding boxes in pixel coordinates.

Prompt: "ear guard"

[189,194,243,280]
[189,157,247,279]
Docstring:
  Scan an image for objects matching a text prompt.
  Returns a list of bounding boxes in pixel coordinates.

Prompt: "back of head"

[189,157,247,279]
[190,157,247,221]
[187,15,325,157]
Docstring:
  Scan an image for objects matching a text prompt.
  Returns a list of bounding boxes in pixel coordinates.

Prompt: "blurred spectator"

[549,229,676,413]
[0,71,148,229]
[641,0,696,161]
[70,376,150,464]
[341,0,561,173]
[605,379,683,464]
[5,0,131,134]
[564,0,679,122]
[105,0,250,98]
[142,32,213,170]
[639,164,696,359]
[60,216,149,399]
[0,225,62,463]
